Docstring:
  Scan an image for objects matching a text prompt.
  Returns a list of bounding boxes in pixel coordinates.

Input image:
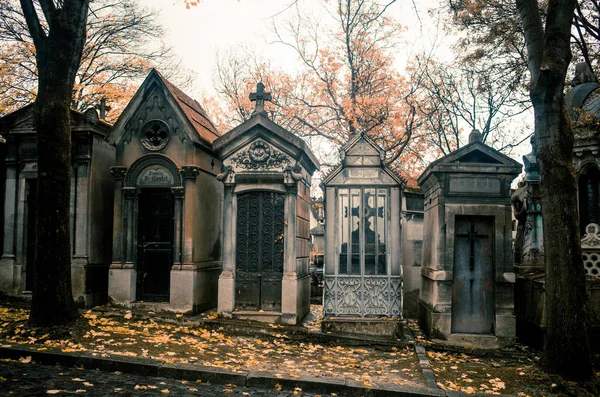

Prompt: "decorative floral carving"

[141,120,170,151]
[323,275,402,317]
[582,223,600,249]
[230,140,290,170]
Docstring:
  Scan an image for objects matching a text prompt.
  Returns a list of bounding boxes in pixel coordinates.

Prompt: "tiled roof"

[155,70,221,144]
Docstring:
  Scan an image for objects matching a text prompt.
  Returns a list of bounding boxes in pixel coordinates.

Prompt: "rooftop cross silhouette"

[249,82,272,117]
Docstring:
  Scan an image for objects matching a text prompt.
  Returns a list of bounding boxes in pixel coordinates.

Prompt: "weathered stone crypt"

[418,130,521,347]
[0,105,115,307]
[107,70,223,312]
[213,84,319,324]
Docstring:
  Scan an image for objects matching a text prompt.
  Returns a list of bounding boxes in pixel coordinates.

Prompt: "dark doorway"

[24,179,37,291]
[452,215,495,334]
[235,191,285,311]
[137,188,174,302]
[578,166,600,235]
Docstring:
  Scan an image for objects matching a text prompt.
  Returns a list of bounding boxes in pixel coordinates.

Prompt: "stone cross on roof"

[249,82,272,117]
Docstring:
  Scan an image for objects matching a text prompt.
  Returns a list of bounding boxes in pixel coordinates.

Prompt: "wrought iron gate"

[235,191,285,311]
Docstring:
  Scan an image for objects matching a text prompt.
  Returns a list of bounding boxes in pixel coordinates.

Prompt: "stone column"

[281,182,299,324]
[218,183,237,316]
[73,160,90,262]
[109,167,127,266]
[180,166,200,266]
[171,186,185,267]
[108,185,137,303]
[71,160,90,302]
[122,187,136,268]
[1,162,17,268]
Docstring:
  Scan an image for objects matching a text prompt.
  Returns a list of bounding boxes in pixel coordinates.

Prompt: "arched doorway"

[137,188,174,301]
[578,165,600,235]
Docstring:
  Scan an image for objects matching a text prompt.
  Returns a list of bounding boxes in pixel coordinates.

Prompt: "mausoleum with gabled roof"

[418,130,521,347]
[213,83,319,325]
[107,69,224,313]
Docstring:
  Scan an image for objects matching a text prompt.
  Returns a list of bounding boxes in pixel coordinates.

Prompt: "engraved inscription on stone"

[348,168,379,179]
[137,165,174,187]
[449,176,501,195]
[19,143,37,158]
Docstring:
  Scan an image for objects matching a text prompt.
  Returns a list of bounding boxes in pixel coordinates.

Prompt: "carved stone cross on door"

[249,82,272,117]
[456,221,489,271]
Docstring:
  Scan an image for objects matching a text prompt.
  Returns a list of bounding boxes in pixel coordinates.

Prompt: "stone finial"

[249,82,272,117]
[468,129,483,144]
[572,62,598,86]
[95,98,111,120]
[523,134,539,181]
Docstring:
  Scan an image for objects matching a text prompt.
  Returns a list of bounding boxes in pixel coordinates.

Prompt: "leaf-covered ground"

[0,304,422,390]
[2,302,600,396]
[406,319,600,396]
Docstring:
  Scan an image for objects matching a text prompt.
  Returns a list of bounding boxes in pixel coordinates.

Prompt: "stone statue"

[511,181,528,265]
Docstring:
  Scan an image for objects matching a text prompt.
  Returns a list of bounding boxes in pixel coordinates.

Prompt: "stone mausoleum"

[321,134,405,337]
[213,83,319,325]
[107,70,223,313]
[0,104,115,307]
[418,130,521,347]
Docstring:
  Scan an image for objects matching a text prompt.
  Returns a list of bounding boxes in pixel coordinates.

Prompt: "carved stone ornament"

[582,223,600,248]
[110,166,127,180]
[141,119,170,151]
[181,165,201,181]
[230,140,290,170]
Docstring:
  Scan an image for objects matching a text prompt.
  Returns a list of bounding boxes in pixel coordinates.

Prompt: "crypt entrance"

[235,190,285,311]
[213,83,319,325]
[136,188,174,302]
[452,215,495,334]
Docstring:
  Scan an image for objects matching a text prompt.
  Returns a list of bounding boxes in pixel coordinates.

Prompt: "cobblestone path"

[0,360,326,396]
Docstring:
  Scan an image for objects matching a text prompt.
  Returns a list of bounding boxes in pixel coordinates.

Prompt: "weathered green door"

[452,216,495,334]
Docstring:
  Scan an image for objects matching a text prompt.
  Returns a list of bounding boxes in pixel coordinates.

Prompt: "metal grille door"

[235,191,285,311]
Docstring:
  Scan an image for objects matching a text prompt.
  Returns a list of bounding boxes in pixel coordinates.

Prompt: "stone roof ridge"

[342,132,384,156]
[0,103,113,131]
[151,69,221,144]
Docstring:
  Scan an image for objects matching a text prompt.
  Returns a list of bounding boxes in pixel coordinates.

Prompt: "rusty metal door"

[235,191,285,311]
[452,215,495,334]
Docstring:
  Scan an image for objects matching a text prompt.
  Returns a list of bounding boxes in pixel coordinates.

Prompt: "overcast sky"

[139,0,449,98]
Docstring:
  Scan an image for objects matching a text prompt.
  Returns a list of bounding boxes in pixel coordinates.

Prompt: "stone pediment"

[214,112,319,174]
[324,166,402,186]
[0,104,111,137]
[223,138,292,172]
[108,69,219,150]
[322,134,404,187]
[418,141,522,187]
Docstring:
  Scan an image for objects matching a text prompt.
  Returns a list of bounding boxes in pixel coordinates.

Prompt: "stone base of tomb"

[108,263,220,314]
[0,257,20,295]
[218,272,310,325]
[321,317,403,339]
[169,263,221,313]
[419,300,515,349]
[515,274,600,352]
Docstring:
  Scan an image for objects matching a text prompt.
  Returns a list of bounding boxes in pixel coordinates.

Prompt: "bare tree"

[1,0,192,119]
[19,0,89,326]
[517,0,592,379]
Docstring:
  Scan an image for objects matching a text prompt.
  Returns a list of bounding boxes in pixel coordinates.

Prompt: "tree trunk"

[517,0,593,379]
[20,0,90,326]
[533,80,593,379]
